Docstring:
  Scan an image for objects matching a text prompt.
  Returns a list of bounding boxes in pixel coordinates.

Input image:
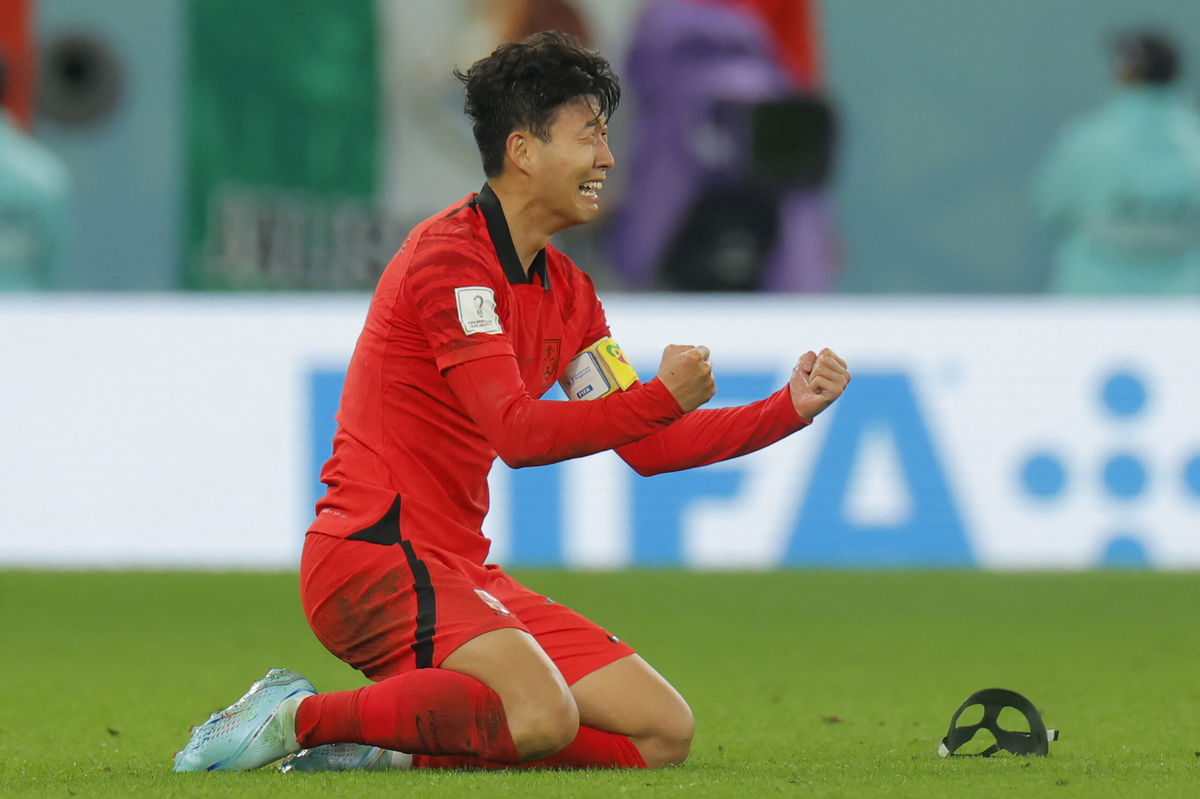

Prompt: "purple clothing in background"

[607,0,837,292]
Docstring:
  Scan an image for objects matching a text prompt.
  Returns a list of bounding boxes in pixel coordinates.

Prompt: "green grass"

[1,569,1198,797]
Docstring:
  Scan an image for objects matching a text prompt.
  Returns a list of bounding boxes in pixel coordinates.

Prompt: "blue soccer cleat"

[279,742,412,772]
[173,668,317,772]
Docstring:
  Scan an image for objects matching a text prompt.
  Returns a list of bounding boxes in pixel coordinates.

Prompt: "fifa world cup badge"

[454,286,503,335]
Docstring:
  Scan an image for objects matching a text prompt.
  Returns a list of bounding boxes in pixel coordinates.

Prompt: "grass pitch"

[1,569,1197,798]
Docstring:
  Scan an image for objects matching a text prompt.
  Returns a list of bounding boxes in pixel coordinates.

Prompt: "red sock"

[411,724,647,770]
[294,669,520,764]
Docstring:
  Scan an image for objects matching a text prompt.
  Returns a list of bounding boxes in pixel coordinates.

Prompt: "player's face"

[526,96,614,229]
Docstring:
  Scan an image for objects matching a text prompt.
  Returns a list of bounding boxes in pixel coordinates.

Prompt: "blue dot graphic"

[1184,456,1200,498]
[1021,454,1066,498]
[1103,454,1148,499]
[1099,535,1151,569]
[1100,371,1147,418]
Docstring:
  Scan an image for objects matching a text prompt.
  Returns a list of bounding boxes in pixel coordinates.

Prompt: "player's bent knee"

[638,733,692,768]
[508,694,580,761]
[639,700,695,768]
[648,740,691,768]
[441,627,579,760]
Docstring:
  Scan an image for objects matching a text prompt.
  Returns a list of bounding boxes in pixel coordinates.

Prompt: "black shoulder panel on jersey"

[444,201,473,219]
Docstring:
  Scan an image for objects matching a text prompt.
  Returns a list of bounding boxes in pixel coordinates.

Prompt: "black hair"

[455,30,620,177]
[1113,31,1180,85]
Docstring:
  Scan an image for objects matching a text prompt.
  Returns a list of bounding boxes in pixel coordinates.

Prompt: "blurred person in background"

[608,0,837,292]
[1035,30,1200,295]
[0,54,69,290]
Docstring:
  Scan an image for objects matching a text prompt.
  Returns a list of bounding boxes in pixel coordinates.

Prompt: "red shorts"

[300,532,635,684]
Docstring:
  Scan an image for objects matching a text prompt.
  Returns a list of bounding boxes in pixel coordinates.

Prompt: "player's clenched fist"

[789,347,851,420]
[656,344,716,412]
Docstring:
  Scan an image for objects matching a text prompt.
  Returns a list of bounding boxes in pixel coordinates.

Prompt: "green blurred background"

[15,0,1200,293]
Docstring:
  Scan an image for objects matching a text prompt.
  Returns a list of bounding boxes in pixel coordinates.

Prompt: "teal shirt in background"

[0,112,69,290]
[1036,86,1200,295]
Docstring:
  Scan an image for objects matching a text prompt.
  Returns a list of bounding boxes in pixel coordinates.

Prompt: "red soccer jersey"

[309,185,675,563]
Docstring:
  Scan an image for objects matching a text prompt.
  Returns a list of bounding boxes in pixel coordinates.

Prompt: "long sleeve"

[616,385,808,476]
[443,353,685,468]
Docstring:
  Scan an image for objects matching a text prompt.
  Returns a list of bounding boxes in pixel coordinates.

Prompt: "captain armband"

[560,337,639,401]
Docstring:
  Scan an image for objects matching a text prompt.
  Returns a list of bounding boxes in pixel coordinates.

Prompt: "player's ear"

[505,130,533,176]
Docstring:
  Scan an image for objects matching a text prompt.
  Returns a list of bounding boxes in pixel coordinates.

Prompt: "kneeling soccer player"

[174,30,850,773]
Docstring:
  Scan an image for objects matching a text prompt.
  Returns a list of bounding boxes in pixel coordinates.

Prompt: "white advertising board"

[2,295,1198,569]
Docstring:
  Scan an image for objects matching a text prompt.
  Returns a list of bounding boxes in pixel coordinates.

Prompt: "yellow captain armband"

[560,337,640,401]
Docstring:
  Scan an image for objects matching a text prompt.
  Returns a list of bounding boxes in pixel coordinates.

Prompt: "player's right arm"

[653,345,716,412]
[409,237,714,467]
[443,345,714,468]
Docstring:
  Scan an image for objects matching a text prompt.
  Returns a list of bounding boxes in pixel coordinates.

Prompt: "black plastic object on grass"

[938,688,1059,757]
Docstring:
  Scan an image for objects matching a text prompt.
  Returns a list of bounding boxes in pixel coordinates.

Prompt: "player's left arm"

[562,269,851,474]
[610,347,850,477]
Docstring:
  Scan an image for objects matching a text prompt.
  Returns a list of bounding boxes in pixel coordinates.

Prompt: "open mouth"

[578,180,603,199]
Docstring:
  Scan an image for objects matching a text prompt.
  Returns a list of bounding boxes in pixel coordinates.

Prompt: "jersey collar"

[472,183,550,289]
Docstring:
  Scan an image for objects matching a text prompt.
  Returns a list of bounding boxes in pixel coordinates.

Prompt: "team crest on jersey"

[474,588,512,616]
[455,287,503,335]
[541,339,561,388]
